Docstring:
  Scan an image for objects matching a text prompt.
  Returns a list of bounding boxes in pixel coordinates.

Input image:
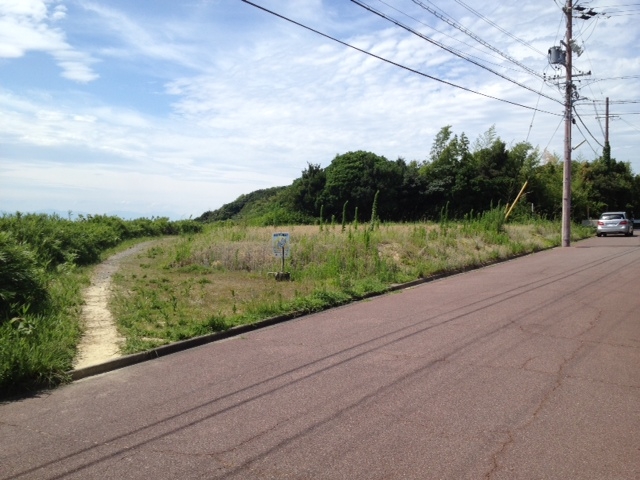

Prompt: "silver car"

[596,211,634,237]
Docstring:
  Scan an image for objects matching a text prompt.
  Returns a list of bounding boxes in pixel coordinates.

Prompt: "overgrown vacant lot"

[111,216,592,354]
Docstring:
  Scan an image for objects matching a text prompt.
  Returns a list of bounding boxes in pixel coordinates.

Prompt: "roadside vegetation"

[1,124,635,399]
[110,211,593,355]
[196,126,640,227]
[0,213,202,398]
[0,208,593,399]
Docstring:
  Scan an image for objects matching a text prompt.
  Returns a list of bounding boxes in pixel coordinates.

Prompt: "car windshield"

[601,214,623,220]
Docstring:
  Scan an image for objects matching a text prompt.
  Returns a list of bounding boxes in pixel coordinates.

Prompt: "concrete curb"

[68,249,545,382]
[69,312,303,381]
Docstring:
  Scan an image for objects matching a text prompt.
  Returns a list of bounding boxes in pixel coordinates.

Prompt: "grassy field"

[0,214,203,398]
[111,213,594,354]
[0,210,594,398]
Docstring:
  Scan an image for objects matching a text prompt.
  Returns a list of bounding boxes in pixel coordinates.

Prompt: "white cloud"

[78,1,202,70]
[51,4,66,21]
[1,0,639,219]
[0,0,97,82]
[0,0,48,20]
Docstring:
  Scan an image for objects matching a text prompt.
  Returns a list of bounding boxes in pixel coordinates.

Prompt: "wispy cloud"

[1,0,639,219]
[78,1,203,71]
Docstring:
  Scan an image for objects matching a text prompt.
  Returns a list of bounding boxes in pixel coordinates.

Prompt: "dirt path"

[73,241,156,370]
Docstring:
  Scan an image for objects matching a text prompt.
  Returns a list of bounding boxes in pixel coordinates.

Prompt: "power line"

[573,107,604,148]
[526,78,549,142]
[373,0,518,68]
[572,119,599,155]
[602,9,640,16]
[451,0,547,56]
[350,0,562,104]
[240,0,562,116]
[408,0,544,79]
[543,116,564,152]
[597,3,640,6]
[586,75,640,84]
[619,117,640,133]
[592,99,640,104]
[592,101,606,138]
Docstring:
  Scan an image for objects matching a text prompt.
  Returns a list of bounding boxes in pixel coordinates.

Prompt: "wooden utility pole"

[561,0,573,247]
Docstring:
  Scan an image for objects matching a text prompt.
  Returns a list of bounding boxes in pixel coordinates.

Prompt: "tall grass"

[0,213,202,398]
[1,210,593,397]
[110,211,593,355]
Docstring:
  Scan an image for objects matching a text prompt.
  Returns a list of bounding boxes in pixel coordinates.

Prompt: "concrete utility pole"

[561,0,573,247]
[605,96,610,145]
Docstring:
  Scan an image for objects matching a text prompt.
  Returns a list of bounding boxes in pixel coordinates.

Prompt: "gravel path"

[73,241,156,370]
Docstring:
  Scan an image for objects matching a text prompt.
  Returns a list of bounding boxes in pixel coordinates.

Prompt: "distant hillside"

[194,126,640,225]
[195,186,288,222]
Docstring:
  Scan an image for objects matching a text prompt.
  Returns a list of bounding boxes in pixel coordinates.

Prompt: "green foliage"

[193,125,636,225]
[341,201,349,233]
[195,186,288,223]
[574,155,636,218]
[370,190,380,231]
[0,271,84,398]
[0,213,202,398]
[0,232,49,322]
[286,163,326,216]
[319,151,404,221]
[111,211,589,355]
[0,213,203,269]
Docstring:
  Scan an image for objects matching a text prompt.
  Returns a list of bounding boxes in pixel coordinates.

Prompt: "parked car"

[596,212,634,237]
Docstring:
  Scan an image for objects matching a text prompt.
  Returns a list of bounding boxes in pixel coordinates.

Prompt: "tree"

[421,127,471,217]
[319,151,403,221]
[528,152,563,218]
[578,155,635,216]
[397,159,428,221]
[287,163,326,216]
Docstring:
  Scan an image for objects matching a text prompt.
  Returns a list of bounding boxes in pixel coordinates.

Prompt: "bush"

[0,232,49,322]
[0,212,203,398]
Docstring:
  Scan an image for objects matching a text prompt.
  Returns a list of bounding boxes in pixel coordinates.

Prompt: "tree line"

[197,126,639,225]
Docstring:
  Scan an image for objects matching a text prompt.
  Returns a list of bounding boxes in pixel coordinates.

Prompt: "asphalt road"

[1,235,639,479]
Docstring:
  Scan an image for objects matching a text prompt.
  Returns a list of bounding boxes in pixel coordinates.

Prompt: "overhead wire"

[602,10,640,16]
[572,120,599,156]
[373,0,520,68]
[573,106,605,149]
[597,3,640,7]
[527,70,552,142]
[350,0,563,104]
[543,117,564,153]
[592,101,606,138]
[240,0,562,115]
[451,0,547,56]
[574,17,606,137]
[592,99,640,104]
[619,117,640,133]
[407,0,544,79]
[566,3,640,152]
[585,75,640,85]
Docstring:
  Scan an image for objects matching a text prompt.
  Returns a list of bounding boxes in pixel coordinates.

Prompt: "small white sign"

[272,232,290,258]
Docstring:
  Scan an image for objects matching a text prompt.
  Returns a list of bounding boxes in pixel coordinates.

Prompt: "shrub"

[0,232,49,322]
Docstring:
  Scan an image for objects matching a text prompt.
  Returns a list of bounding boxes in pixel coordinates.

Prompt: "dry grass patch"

[110,218,592,353]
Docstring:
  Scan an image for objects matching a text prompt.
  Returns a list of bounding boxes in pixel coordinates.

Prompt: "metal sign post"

[272,232,290,280]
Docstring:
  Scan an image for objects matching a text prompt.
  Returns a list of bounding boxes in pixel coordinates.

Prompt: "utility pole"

[602,96,613,167]
[554,1,599,246]
[605,96,609,145]
[561,0,573,247]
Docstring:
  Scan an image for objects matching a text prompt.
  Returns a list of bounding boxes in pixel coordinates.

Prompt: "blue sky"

[1,0,639,219]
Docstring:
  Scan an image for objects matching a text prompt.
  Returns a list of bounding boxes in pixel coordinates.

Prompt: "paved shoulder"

[1,237,639,479]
